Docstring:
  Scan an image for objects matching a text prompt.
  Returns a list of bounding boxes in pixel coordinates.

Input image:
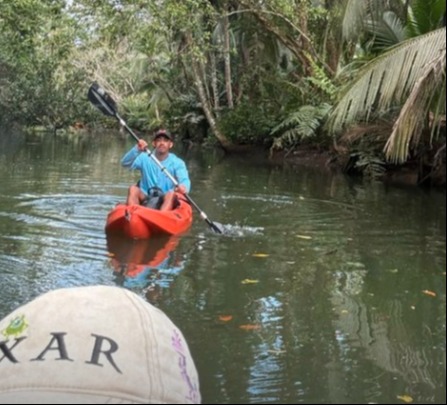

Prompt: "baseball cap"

[0,286,201,404]
[154,129,173,141]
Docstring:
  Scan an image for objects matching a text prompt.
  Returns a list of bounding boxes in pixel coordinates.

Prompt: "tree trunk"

[210,51,220,116]
[190,56,233,150]
[238,0,329,76]
[323,1,340,76]
[223,10,234,108]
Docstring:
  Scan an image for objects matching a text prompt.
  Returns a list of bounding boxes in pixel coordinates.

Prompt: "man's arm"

[121,145,140,168]
[174,160,191,193]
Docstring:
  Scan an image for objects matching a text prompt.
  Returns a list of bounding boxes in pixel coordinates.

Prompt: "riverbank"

[269,144,446,189]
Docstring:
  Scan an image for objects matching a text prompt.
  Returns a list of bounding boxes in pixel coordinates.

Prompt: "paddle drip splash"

[206,223,264,237]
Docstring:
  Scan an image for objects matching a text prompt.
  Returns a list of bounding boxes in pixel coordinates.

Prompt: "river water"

[0,129,445,404]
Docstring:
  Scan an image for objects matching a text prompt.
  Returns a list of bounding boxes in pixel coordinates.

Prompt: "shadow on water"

[0,125,25,158]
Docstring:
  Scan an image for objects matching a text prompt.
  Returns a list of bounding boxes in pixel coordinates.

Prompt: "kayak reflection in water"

[107,234,185,300]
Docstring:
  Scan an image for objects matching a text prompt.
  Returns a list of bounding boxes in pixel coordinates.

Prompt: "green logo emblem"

[2,315,28,338]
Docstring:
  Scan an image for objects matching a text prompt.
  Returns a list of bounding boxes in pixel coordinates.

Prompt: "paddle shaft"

[89,83,222,233]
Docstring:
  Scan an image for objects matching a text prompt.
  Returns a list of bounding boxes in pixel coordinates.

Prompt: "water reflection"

[330,268,446,403]
[107,235,185,300]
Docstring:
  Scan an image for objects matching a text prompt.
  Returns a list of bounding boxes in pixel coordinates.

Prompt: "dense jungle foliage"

[0,0,445,185]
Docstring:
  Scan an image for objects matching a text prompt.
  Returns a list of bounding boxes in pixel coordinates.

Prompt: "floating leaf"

[296,235,312,240]
[252,253,269,258]
[397,394,413,403]
[239,324,261,331]
[389,268,399,273]
[219,315,233,322]
[346,261,365,268]
[422,290,436,297]
[241,279,259,285]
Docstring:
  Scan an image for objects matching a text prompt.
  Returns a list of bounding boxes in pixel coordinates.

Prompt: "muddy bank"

[269,145,446,189]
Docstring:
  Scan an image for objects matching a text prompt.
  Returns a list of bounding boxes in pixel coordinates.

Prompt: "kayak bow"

[105,194,192,239]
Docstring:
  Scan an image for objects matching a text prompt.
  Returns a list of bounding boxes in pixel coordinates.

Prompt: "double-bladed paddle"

[88,82,224,234]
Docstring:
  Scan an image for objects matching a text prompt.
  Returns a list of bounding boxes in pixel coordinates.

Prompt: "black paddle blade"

[88,82,118,117]
[210,221,225,234]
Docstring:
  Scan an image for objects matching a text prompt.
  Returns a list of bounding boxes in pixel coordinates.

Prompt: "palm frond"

[328,27,446,135]
[407,0,446,36]
[384,46,446,162]
[341,0,369,42]
[365,11,406,50]
[341,0,396,42]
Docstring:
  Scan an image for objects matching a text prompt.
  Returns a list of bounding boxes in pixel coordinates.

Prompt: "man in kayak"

[121,129,191,211]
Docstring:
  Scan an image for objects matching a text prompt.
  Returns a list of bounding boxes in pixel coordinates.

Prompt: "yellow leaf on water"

[239,324,261,331]
[397,394,413,403]
[252,253,269,258]
[296,235,312,240]
[422,290,436,297]
[241,279,259,285]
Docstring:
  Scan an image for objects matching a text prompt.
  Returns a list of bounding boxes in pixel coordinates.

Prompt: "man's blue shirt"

[121,146,191,195]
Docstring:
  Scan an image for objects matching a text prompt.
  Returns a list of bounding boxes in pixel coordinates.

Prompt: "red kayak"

[105,194,193,239]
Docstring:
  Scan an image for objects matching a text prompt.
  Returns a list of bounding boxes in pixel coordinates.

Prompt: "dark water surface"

[0,130,445,404]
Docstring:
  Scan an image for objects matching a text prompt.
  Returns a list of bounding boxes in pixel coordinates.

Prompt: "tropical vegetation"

[0,0,445,185]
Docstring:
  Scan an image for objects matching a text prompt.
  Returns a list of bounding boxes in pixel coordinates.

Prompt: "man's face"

[152,136,173,153]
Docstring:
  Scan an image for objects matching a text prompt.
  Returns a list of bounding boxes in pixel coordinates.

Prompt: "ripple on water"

[1,193,112,281]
